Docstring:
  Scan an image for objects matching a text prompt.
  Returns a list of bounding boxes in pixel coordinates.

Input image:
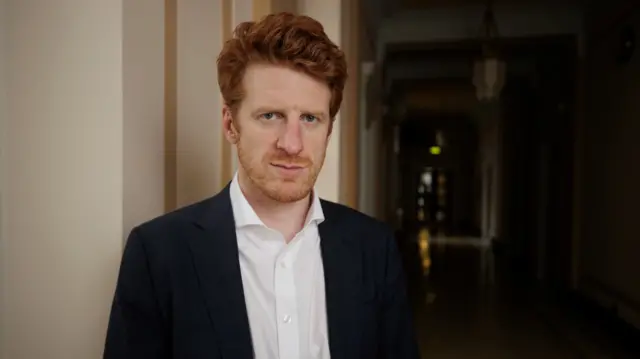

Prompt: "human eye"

[259,112,278,120]
[301,114,318,123]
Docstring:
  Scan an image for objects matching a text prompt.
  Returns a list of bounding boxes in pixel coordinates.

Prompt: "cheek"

[306,134,328,157]
[240,133,275,158]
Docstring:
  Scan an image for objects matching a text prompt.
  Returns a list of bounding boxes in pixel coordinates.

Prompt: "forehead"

[241,64,331,113]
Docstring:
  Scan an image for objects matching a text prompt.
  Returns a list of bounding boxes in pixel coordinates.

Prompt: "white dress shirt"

[229,174,331,359]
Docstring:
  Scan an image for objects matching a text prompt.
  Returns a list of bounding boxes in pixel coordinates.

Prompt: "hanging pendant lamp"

[472,1,506,101]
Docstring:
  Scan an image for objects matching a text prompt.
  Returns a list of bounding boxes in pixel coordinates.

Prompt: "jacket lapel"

[187,184,254,359]
[319,201,368,359]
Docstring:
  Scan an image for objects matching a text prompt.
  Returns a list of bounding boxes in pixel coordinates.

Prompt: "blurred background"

[1,0,639,357]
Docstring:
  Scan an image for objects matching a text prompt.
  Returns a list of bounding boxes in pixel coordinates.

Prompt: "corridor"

[399,231,640,359]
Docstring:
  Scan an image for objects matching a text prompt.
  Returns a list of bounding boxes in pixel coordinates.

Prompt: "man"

[104,12,420,359]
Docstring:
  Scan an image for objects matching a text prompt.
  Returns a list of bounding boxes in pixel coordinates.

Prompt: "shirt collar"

[229,172,325,229]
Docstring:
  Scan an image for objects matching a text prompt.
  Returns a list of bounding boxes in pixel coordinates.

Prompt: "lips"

[272,163,304,170]
[270,163,308,178]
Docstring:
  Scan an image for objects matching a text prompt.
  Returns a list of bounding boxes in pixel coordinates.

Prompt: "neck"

[237,170,311,242]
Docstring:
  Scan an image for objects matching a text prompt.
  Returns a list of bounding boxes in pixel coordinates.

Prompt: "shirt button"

[283,315,292,323]
[279,261,287,268]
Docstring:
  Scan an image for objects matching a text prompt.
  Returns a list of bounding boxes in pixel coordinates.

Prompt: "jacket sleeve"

[103,227,170,359]
[379,229,421,358]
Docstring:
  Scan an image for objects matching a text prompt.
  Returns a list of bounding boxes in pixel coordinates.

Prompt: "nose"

[276,117,303,155]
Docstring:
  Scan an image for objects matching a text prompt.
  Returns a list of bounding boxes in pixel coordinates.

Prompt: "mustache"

[268,153,312,167]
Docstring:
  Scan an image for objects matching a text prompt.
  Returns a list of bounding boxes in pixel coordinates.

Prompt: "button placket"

[274,245,300,359]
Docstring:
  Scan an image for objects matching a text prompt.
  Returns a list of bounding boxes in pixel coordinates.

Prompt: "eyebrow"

[251,107,329,120]
[306,111,329,121]
[250,107,281,118]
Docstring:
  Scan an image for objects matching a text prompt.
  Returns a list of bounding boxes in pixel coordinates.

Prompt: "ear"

[222,105,239,144]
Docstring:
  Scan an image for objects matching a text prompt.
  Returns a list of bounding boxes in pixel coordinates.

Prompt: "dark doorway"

[398,114,478,237]
[499,36,577,289]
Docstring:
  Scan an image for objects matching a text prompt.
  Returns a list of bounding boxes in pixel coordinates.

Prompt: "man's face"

[223,63,332,203]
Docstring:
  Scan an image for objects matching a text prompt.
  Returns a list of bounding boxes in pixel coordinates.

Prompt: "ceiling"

[387,80,478,116]
[361,0,585,120]
[361,0,586,48]
[381,34,578,118]
[385,35,576,62]
[397,0,583,9]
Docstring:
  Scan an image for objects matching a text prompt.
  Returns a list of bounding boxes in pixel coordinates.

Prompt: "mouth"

[272,163,304,170]
[270,163,306,176]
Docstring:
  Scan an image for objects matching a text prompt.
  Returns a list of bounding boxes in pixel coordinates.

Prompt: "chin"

[262,180,312,203]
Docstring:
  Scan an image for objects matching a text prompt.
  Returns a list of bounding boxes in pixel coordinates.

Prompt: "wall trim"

[164,0,177,212]
[339,0,360,209]
[253,0,271,21]
[219,0,233,189]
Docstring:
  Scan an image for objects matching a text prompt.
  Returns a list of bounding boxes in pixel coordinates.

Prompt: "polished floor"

[399,233,640,359]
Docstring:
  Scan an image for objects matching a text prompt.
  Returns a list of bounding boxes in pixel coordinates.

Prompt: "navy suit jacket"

[103,184,420,359]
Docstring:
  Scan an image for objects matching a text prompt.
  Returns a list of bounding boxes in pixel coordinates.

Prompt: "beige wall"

[0,0,165,357]
[0,0,7,352]
[123,0,166,238]
[175,0,224,207]
[254,0,297,15]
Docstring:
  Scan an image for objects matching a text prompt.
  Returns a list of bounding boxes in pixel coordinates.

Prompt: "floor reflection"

[417,227,431,276]
[398,229,640,359]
